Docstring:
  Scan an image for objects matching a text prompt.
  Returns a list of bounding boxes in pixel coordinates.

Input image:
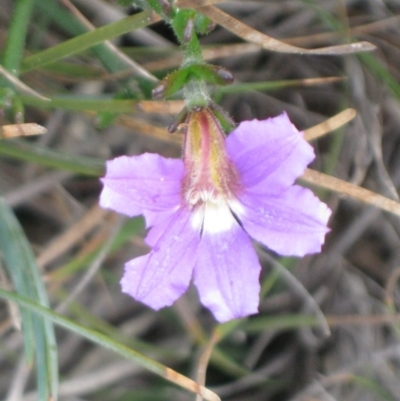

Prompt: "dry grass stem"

[302,169,400,217]
[326,313,400,327]
[198,6,376,55]
[287,14,400,48]
[304,108,356,141]
[384,267,400,311]
[37,204,109,269]
[55,214,122,313]
[0,64,49,101]
[137,100,184,114]
[116,115,182,144]
[195,330,221,401]
[0,123,47,139]
[164,367,221,401]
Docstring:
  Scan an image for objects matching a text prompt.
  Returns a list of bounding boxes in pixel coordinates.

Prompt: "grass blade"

[0,139,105,176]
[0,288,220,401]
[2,0,34,74]
[22,11,160,72]
[0,198,58,400]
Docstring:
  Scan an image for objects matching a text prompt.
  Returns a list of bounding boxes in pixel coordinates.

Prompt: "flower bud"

[182,108,239,206]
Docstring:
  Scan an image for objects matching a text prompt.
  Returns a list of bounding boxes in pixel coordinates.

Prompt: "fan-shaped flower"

[100,110,331,322]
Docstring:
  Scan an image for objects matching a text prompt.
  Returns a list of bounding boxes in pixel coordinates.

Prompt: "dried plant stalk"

[302,169,400,217]
[195,330,220,401]
[198,6,376,55]
[137,100,184,114]
[0,64,50,100]
[304,108,356,141]
[164,368,221,401]
[37,205,109,268]
[0,123,47,138]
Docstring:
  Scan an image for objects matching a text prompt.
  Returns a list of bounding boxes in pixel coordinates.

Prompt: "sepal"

[152,64,233,99]
[194,14,216,35]
[152,68,189,99]
[146,0,174,19]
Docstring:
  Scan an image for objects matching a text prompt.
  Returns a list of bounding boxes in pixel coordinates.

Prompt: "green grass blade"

[214,78,340,95]
[0,207,35,365]
[21,95,142,113]
[0,139,105,176]
[358,52,400,99]
[0,288,219,401]
[22,11,157,72]
[2,0,34,74]
[33,0,151,76]
[352,375,396,401]
[34,0,89,37]
[0,198,58,400]
[242,314,318,333]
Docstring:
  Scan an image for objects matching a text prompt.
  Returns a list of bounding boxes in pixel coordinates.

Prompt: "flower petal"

[226,113,314,195]
[233,185,331,256]
[193,216,261,322]
[100,153,183,226]
[121,208,200,310]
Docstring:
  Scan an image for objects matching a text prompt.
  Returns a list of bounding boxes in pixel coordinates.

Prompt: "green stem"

[168,7,211,107]
[2,0,35,75]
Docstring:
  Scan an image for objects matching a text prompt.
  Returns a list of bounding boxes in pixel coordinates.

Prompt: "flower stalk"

[135,0,232,112]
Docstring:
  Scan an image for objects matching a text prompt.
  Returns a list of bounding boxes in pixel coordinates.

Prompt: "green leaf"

[0,199,58,400]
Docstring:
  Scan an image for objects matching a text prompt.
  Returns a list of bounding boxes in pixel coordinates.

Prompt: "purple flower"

[100,110,331,322]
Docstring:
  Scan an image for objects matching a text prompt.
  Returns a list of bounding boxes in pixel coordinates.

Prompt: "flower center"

[191,199,236,234]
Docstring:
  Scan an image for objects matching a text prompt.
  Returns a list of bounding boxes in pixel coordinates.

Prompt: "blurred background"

[2,1,400,400]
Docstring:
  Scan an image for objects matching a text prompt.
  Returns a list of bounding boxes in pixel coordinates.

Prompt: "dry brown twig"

[0,123,47,139]
[37,204,109,269]
[195,330,221,401]
[0,64,50,101]
[196,5,376,55]
[303,109,356,141]
[302,110,400,218]
[301,169,400,218]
